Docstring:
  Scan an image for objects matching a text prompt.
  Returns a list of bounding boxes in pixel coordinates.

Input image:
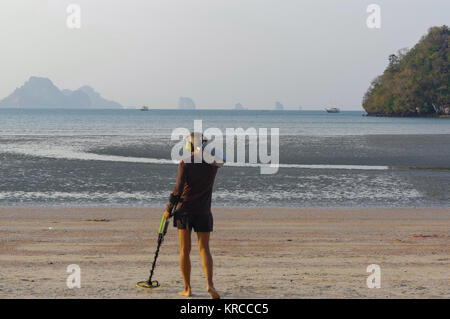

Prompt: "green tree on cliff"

[363,26,449,116]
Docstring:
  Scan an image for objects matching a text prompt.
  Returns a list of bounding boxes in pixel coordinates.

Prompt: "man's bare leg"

[178,229,192,297]
[197,232,220,299]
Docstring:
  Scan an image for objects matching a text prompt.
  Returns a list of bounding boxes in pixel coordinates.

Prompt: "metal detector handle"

[169,199,180,218]
[158,215,168,235]
[162,218,169,236]
[158,199,180,236]
[169,199,181,228]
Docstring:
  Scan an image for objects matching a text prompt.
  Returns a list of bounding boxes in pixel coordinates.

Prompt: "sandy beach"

[0,207,449,299]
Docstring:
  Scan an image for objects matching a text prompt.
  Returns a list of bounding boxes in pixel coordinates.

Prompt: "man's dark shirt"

[166,154,218,215]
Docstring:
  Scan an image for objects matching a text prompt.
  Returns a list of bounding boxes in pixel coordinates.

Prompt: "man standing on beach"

[164,132,222,299]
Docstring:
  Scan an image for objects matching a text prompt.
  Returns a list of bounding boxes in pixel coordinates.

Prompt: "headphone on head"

[185,134,207,152]
[184,133,225,166]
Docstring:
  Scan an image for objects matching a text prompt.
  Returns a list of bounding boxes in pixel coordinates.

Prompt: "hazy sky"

[0,0,448,110]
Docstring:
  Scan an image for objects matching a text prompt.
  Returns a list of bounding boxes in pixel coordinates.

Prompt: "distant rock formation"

[275,101,284,110]
[178,97,196,109]
[0,76,123,109]
[234,103,245,110]
[64,85,122,109]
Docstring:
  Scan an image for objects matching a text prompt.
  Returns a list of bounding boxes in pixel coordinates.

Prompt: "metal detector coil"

[136,280,160,289]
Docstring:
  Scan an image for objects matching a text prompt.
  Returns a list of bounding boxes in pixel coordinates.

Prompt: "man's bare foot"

[207,286,220,299]
[178,288,192,297]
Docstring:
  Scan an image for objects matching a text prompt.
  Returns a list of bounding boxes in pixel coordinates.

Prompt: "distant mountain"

[178,97,196,109]
[0,76,123,109]
[63,85,123,109]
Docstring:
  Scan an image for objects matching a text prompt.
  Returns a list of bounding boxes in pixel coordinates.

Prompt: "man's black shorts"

[174,212,213,232]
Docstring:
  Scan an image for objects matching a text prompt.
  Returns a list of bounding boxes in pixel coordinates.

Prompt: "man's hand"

[163,209,172,219]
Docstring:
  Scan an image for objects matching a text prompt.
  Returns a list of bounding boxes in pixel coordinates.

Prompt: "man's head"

[186,132,207,154]
[185,132,224,167]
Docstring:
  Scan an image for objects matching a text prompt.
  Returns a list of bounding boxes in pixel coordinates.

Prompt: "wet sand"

[0,207,449,298]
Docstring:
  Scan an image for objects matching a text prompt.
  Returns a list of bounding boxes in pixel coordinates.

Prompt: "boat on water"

[140,106,149,111]
[325,107,340,113]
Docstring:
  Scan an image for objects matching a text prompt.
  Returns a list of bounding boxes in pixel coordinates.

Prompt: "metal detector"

[136,196,180,289]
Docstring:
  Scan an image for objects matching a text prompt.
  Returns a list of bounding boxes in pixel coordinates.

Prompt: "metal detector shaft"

[146,201,178,284]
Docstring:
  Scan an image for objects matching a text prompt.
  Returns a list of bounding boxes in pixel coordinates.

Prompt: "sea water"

[0,108,449,207]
